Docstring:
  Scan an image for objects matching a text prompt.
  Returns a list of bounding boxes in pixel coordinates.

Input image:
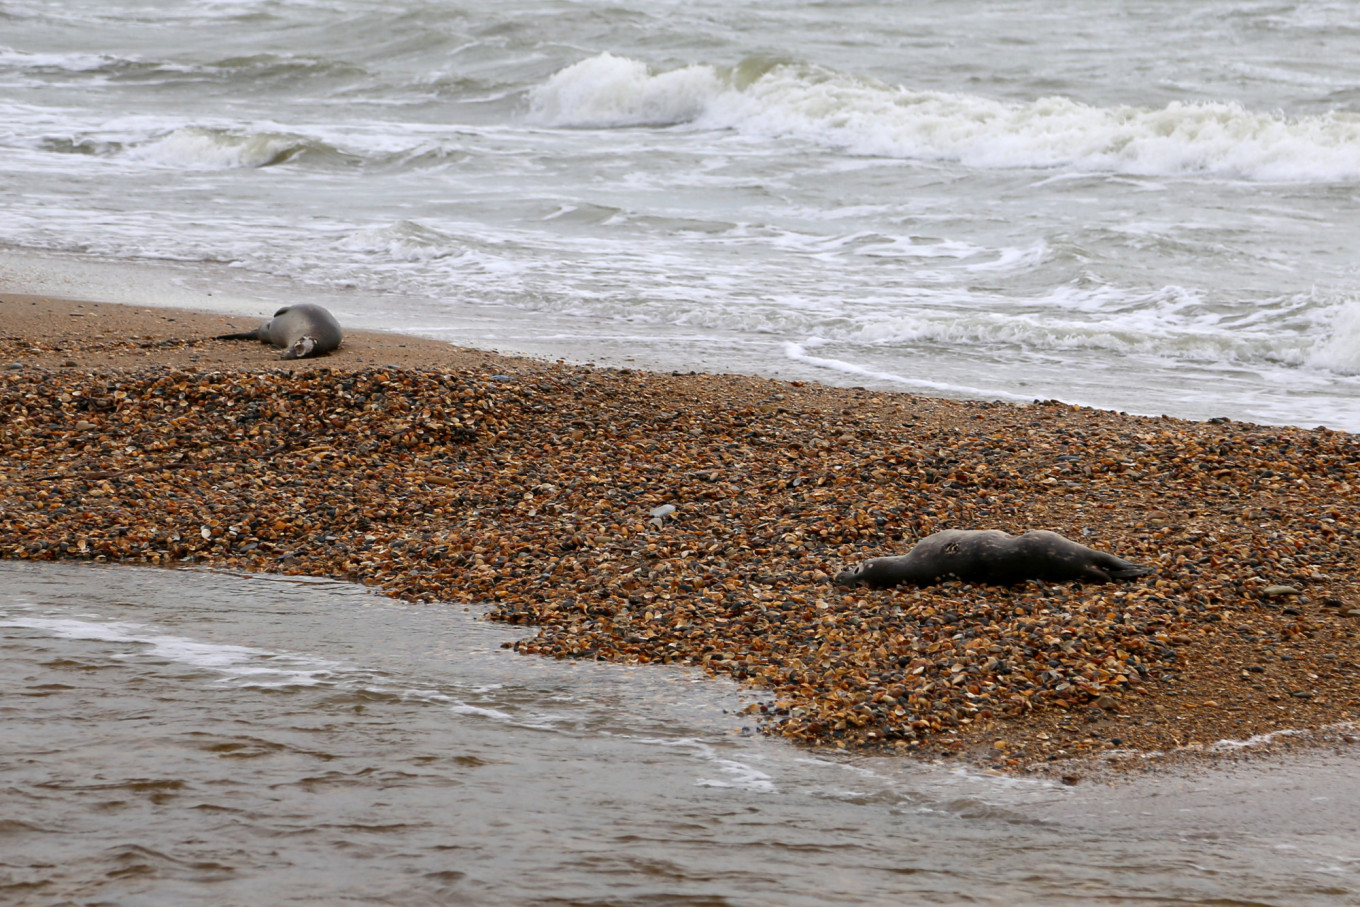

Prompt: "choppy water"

[3,560,1360,905]
[2,0,1360,427]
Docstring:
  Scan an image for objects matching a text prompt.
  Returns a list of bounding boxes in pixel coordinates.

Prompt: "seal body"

[833,529,1152,589]
[216,304,342,360]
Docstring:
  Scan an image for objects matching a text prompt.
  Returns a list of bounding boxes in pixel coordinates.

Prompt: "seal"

[215,304,342,360]
[833,529,1152,589]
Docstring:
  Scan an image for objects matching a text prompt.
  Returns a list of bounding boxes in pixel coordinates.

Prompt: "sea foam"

[1311,302,1360,374]
[530,53,1360,182]
[0,611,341,686]
[126,126,328,170]
[528,52,723,128]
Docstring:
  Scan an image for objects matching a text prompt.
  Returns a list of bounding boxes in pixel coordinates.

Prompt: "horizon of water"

[2,0,1360,428]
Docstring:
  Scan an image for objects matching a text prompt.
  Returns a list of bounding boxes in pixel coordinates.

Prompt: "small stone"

[5,328,1360,771]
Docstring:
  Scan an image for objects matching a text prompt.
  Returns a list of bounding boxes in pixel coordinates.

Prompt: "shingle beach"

[4,295,1359,777]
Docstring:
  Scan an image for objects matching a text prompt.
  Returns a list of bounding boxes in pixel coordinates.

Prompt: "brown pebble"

[3,313,1360,776]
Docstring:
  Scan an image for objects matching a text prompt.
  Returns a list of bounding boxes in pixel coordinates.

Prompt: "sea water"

[3,560,1359,905]
[2,0,1359,428]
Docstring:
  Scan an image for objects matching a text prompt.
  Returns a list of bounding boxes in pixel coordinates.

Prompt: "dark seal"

[833,529,1152,588]
[216,303,343,360]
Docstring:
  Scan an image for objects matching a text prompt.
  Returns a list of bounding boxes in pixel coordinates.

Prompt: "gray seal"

[833,529,1152,588]
[216,304,342,360]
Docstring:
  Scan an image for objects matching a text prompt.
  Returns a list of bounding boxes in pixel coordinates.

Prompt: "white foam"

[634,737,778,793]
[2,611,341,687]
[531,53,1360,182]
[765,280,1322,370]
[783,339,1034,401]
[449,703,518,722]
[1309,301,1360,374]
[528,53,724,129]
[125,126,313,170]
[0,46,119,73]
[695,758,776,793]
[336,221,466,262]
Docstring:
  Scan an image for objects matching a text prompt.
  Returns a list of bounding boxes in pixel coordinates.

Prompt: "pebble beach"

[3,295,1359,777]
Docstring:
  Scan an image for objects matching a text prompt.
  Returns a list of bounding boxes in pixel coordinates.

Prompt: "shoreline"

[3,292,1359,777]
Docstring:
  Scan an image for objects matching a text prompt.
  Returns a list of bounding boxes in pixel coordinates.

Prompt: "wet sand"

[2,292,1359,777]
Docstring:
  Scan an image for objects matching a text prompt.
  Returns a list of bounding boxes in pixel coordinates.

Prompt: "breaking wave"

[529,53,1360,182]
[124,126,350,170]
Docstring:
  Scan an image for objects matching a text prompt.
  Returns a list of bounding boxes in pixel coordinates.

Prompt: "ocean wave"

[0,46,129,73]
[0,611,342,688]
[1310,301,1360,374]
[0,45,367,87]
[124,126,355,170]
[641,279,1328,372]
[826,285,1330,369]
[336,221,469,262]
[837,311,1299,365]
[529,53,1360,182]
[782,341,1036,401]
[528,52,723,128]
[198,53,372,85]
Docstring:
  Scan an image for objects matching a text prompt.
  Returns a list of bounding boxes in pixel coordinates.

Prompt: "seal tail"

[215,329,262,341]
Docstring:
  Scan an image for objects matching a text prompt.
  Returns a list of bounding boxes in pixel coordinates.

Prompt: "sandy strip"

[0,293,514,371]
[3,291,1359,778]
